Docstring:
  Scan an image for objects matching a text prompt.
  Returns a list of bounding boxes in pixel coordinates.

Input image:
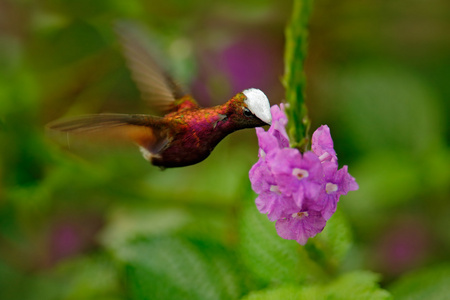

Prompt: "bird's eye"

[243,107,253,117]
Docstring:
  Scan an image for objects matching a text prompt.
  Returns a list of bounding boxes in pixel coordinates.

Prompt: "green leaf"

[243,271,391,300]
[239,189,324,285]
[324,271,391,300]
[242,285,317,300]
[389,264,450,300]
[115,237,243,300]
[306,210,353,273]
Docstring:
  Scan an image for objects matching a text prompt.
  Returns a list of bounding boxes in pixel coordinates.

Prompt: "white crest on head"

[242,88,272,125]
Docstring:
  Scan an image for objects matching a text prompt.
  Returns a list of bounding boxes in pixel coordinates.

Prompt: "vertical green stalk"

[283,0,314,151]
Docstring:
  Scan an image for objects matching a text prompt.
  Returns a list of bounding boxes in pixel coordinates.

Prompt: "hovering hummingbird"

[48,26,272,169]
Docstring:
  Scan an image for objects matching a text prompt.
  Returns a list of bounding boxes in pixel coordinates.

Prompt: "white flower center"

[292,168,309,180]
[326,182,338,194]
[292,211,309,219]
[270,185,281,195]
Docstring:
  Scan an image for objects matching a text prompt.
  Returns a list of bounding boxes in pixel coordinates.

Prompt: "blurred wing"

[47,114,170,154]
[116,23,198,113]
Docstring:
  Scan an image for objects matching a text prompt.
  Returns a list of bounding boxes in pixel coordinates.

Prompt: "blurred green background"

[1,0,449,299]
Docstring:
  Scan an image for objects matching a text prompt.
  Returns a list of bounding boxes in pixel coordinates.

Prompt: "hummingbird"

[48,26,272,169]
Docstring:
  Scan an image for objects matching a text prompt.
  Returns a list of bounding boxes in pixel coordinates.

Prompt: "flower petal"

[312,125,337,163]
[336,165,359,195]
[256,128,280,155]
[275,210,327,245]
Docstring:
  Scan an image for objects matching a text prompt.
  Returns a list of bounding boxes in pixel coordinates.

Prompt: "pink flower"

[275,210,327,245]
[312,125,337,163]
[307,164,359,220]
[268,149,323,208]
[249,105,359,245]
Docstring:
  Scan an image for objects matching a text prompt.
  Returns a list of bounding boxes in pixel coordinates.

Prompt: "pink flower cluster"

[249,104,358,245]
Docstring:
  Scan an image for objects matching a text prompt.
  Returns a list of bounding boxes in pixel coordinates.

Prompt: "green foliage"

[243,271,391,300]
[243,285,314,300]
[239,190,324,285]
[114,237,244,300]
[389,264,450,300]
[324,271,391,300]
[306,210,353,272]
[239,188,357,284]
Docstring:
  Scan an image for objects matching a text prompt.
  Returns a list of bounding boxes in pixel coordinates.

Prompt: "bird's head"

[225,88,272,129]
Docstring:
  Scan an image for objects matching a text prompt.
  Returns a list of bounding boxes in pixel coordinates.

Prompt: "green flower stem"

[283,0,314,151]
